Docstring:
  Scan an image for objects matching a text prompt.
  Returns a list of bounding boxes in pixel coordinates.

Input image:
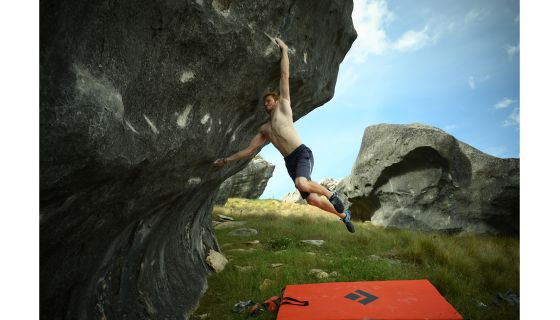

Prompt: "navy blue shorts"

[284,144,314,199]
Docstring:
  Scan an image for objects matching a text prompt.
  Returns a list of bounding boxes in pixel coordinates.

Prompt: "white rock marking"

[143,115,159,135]
[125,120,139,134]
[180,71,195,83]
[188,177,202,185]
[177,104,193,128]
[201,113,211,125]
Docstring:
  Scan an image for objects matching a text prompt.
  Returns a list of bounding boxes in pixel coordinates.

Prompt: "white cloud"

[447,22,456,32]
[503,107,520,127]
[495,97,516,109]
[506,44,520,59]
[349,0,393,62]
[468,76,476,89]
[349,0,436,62]
[468,74,490,89]
[393,26,432,52]
[493,98,519,128]
[464,9,487,23]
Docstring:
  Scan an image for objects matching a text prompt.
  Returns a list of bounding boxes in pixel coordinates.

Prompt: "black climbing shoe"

[328,192,345,213]
[340,209,355,233]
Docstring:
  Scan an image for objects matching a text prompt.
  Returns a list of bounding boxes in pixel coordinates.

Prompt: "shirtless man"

[213,38,354,233]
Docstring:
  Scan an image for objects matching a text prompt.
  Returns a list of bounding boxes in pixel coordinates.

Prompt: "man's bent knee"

[295,178,311,193]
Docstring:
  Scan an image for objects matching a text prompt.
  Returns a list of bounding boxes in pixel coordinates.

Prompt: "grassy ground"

[194,198,519,320]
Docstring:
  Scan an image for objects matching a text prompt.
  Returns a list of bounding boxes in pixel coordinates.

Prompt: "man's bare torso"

[260,98,302,157]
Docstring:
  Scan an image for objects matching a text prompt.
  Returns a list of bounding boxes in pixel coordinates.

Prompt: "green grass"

[194,199,519,319]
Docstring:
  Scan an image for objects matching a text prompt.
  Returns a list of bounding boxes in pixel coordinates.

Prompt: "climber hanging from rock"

[213,37,355,233]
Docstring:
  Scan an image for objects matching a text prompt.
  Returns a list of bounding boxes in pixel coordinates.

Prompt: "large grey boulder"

[40,1,356,319]
[337,123,519,235]
[214,156,275,205]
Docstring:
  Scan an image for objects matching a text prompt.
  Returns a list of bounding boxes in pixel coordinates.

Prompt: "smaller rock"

[244,240,260,245]
[205,250,228,273]
[214,221,248,230]
[309,269,329,279]
[228,228,258,237]
[301,240,325,246]
[270,263,284,268]
[218,214,235,222]
[329,271,339,278]
[193,314,209,319]
[473,299,488,309]
[259,279,276,291]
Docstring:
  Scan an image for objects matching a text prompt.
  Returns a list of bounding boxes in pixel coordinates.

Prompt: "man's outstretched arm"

[275,38,290,102]
[213,132,267,167]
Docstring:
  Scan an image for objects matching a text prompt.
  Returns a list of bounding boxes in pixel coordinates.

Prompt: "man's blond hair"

[263,91,280,101]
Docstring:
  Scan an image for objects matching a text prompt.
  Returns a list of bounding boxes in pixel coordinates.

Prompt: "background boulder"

[40,0,356,319]
[337,123,519,235]
[214,156,275,205]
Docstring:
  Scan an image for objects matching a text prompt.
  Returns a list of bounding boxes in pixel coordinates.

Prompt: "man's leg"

[295,177,333,199]
[305,193,345,218]
[304,193,355,233]
[295,177,345,213]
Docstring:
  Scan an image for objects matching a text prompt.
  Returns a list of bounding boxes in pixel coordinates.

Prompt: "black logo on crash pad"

[344,290,378,305]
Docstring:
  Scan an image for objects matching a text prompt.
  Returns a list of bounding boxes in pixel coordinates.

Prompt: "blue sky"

[260,0,520,199]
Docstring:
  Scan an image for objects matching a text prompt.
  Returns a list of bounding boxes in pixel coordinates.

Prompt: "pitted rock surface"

[337,123,519,235]
[40,1,356,319]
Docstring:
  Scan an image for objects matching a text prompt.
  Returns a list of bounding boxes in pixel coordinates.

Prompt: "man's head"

[263,91,279,114]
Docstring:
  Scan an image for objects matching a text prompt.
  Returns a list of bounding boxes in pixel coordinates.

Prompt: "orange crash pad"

[277,279,463,320]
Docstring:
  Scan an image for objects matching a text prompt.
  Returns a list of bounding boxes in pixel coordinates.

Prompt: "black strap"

[280,296,309,306]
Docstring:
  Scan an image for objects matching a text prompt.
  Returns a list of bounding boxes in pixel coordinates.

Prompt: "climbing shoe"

[328,192,345,213]
[340,209,355,233]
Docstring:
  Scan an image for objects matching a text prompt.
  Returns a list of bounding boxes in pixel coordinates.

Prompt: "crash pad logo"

[344,290,379,305]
